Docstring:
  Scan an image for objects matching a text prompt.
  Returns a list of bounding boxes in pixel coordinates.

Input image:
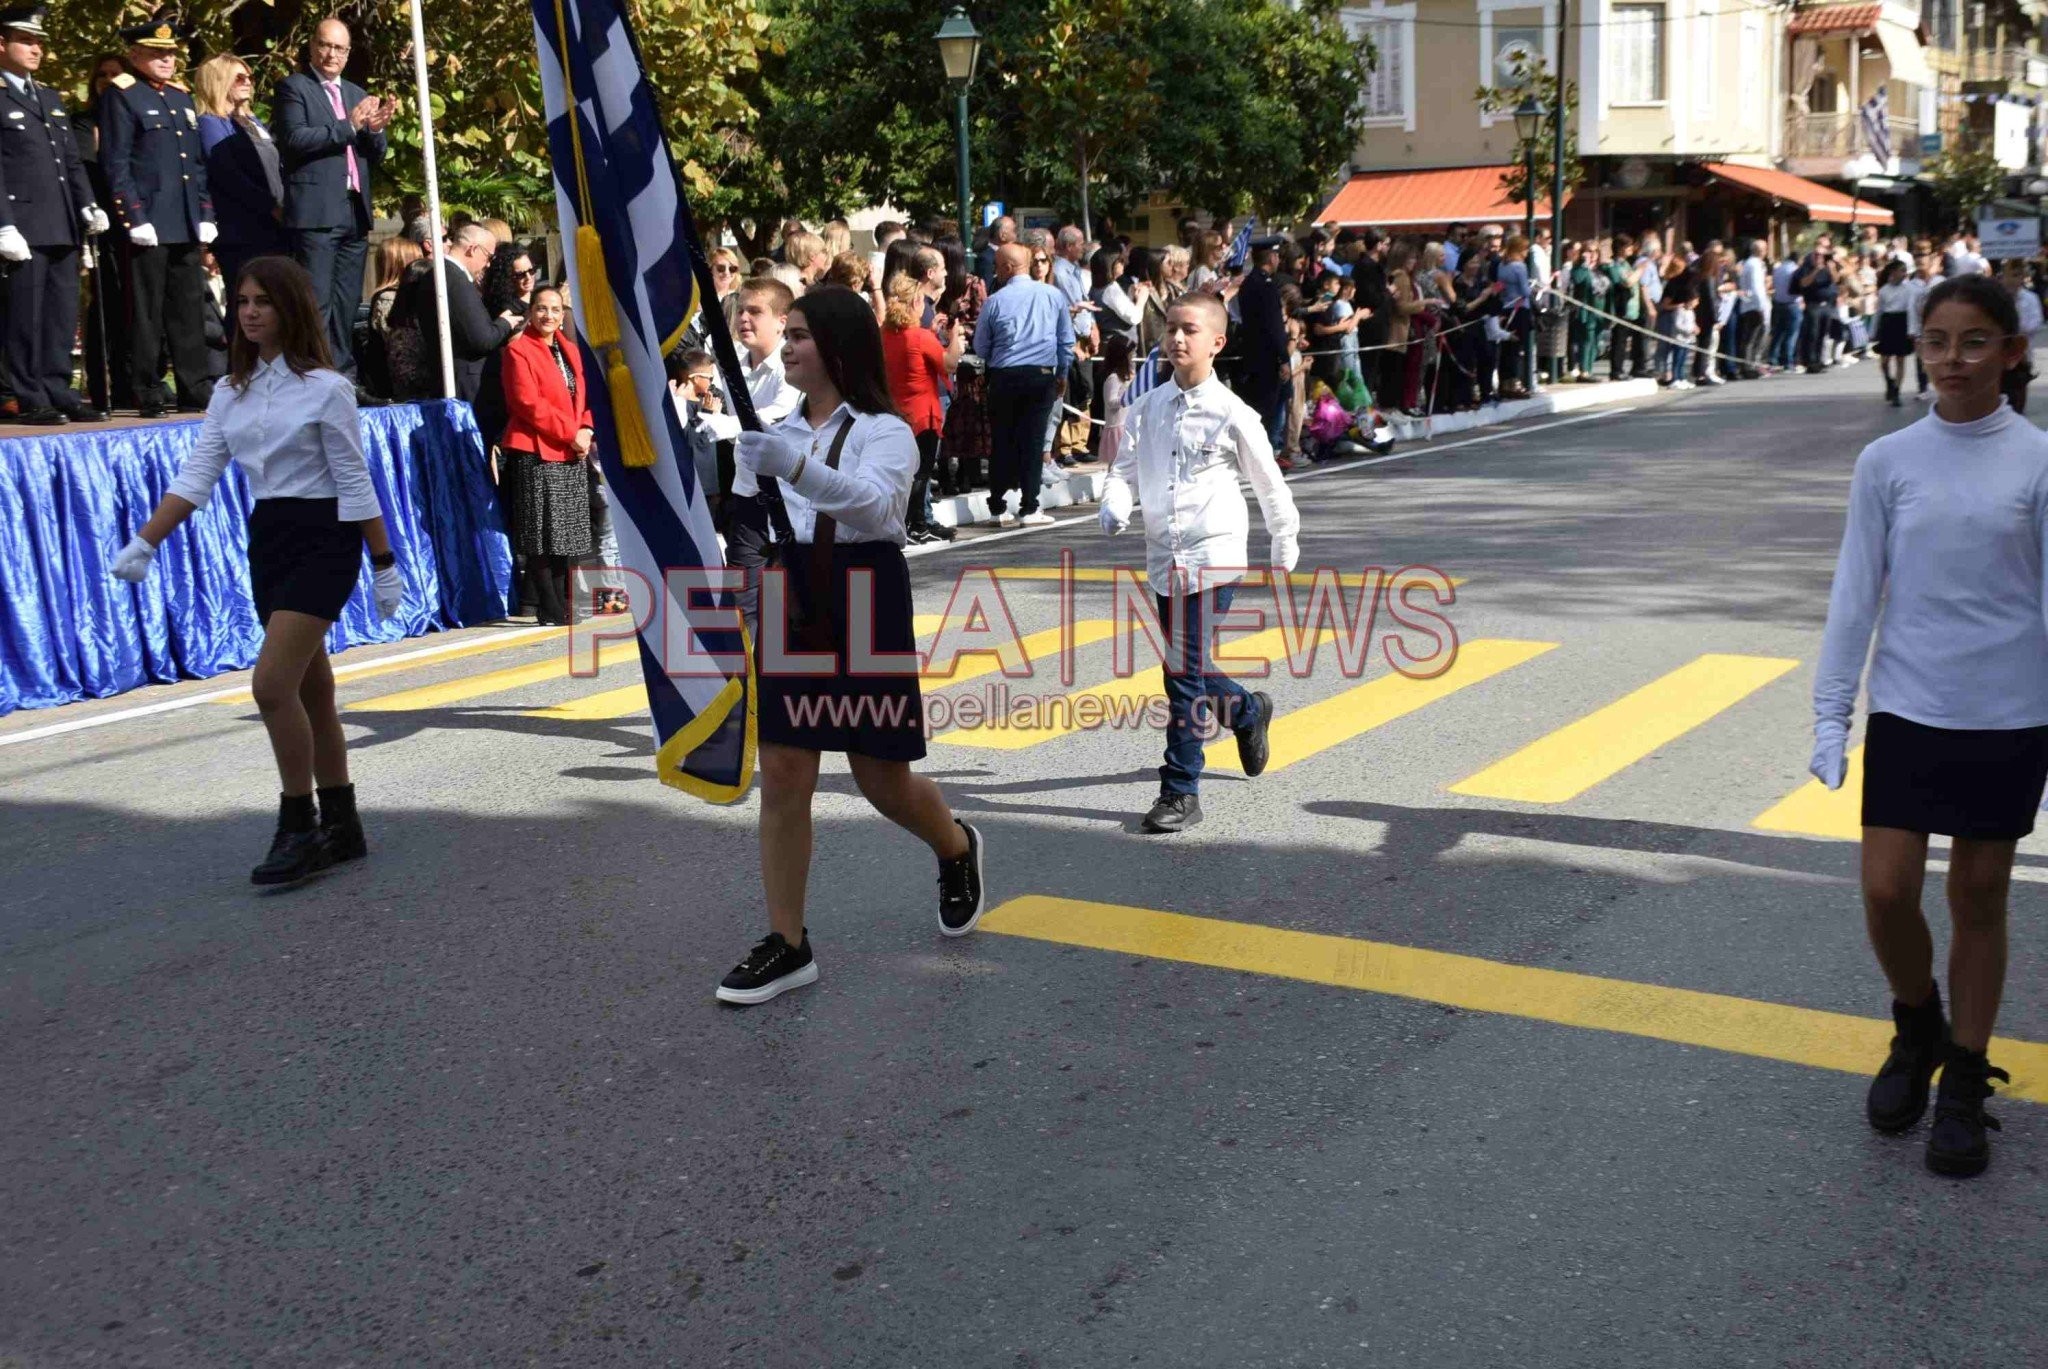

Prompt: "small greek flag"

[1224,217,1257,270]
[1861,88,1892,167]
[1128,344,1164,402]
[532,0,753,802]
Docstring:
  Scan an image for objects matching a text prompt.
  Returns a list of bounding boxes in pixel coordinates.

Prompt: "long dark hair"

[1100,331,1135,383]
[1090,245,1122,292]
[1921,273,2035,414]
[480,241,532,317]
[789,286,898,418]
[227,256,333,389]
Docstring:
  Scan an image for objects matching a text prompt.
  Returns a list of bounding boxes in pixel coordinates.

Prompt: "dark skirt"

[1876,311,1913,358]
[247,497,362,624]
[1862,710,2048,840]
[756,540,926,761]
[503,450,593,558]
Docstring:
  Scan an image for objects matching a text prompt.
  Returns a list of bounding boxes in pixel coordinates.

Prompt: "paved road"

[4,363,2043,1367]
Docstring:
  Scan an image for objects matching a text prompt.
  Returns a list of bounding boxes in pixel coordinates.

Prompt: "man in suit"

[409,221,518,403]
[99,6,213,416]
[1233,244,1289,447]
[272,17,389,375]
[0,6,107,423]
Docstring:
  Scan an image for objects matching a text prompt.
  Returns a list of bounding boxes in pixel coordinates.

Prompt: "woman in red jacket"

[500,286,596,624]
[881,274,960,543]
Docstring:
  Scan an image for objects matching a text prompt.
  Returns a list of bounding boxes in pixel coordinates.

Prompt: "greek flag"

[1128,344,1164,401]
[1224,216,1258,270]
[532,0,754,803]
[1861,88,1892,167]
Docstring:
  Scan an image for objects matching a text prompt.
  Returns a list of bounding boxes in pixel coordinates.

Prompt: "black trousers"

[907,427,941,531]
[292,217,370,375]
[986,365,1059,518]
[127,240,211,408]
[84,245,133,410]
[1799,303,1839,370]
[3,245,83,411]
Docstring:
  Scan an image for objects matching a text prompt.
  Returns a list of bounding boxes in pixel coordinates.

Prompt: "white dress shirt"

[1904,276,1931,335]
[699,349,802,496]
[1101,371,1300,596]
[1738,256,1770,317]
[168,357,383,522]
[776,402,918,545]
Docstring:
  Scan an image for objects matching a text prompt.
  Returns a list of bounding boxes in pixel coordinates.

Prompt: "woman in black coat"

[194,55,290,304]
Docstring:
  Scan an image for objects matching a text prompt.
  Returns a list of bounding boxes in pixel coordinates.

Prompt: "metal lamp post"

[1513,95,1544,392]
[934,7,983,244]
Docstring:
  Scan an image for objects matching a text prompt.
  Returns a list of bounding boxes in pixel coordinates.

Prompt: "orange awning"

[1785,3,1881,35]
[1702,161,1895,226]
[1314,166,1565,229]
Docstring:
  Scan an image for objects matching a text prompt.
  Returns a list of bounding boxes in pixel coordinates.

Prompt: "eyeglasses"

[712,262,739,274]
[313,40,351,54]
[1916,333,2009,363]
[514,267,538,281]
[1033,256,1049,265]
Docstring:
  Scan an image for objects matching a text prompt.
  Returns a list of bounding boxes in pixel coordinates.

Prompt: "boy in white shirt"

[1100,293,1301,834]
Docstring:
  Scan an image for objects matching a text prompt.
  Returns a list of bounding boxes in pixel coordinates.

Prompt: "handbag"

[763,416,855,653]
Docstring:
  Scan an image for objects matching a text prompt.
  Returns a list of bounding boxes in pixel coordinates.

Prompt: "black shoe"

[937,820,985,937]
[60,404,107,423]
[906,527,939,545]
[1235,691,1274,778]
[250,826,335,886]
[925,523,957,542]
[1867,987,1947,1133]
[138,400,166,419]
[321,813,368,863]
[1926,1044,2011,1178]
[16,406,68,425]
[715,932,817,1005]
[1141,792,1202,834]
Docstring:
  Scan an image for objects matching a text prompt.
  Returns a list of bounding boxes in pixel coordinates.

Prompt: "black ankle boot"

[317,784,367,862]
[251,794,333,886]
[1926,1044,2011,1178]
[1867,986,1947,1133]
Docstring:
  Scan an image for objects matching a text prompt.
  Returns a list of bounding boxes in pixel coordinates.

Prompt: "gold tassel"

[608,356,658,468]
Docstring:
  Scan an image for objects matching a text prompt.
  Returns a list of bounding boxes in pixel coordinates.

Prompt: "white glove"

[110,535,157,583]
[1098,501,1127,536]
[1097,479,1132,536]
[372,564,403,620]
[197,221,218,245]
[0,226,29,263]
[128,221,159,250]
[733,429,803,481]
[82,205,109,236]
[1269,532,1300,573]
[1809,716,1848,790]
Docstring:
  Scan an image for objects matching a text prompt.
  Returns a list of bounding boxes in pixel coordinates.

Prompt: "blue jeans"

[1767,301,1803,369]
[1157,583,1266,796]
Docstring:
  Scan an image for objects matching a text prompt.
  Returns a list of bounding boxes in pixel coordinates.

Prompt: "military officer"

[98,5,213,416]
[0,6,108,423]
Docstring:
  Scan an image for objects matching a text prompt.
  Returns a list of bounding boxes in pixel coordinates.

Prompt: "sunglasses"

[514,267,538,280]
[712,262,739,274]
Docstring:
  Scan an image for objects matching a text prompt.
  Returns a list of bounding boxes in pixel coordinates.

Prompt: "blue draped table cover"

[0,400,513,715]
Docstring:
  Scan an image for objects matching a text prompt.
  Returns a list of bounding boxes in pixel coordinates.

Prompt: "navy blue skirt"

[1862,711,2048,840]
[247,498,362,624]
[755,541,926,761]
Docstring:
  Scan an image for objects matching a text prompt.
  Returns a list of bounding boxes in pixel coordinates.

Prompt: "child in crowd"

[1098,293,1301,835]
[1097,332,1134,470]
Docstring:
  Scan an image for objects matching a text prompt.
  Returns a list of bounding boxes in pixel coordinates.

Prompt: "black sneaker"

[937,820,985,937]
[1867,987,1948,1133]
[1235,691,1274,778]
[715,932,817,1005]
[1141,792,1202,834]
[1925,1045,2010,1178]
[250,826,335,886]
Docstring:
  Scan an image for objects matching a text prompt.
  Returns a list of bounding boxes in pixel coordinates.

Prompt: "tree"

[1011,0,1158,239]
[1925,139,2009,229]
[1474,57,1582,212]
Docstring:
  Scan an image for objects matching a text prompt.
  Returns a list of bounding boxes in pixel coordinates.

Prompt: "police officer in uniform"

[99,6,213,416]
[0,6,108,423]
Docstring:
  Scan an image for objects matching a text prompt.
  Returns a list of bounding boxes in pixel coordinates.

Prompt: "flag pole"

[409,0,456,400]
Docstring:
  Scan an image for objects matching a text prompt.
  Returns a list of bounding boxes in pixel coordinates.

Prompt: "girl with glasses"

[1811,273,2047,1178]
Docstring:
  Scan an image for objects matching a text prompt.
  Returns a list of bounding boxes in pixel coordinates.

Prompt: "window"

[1809,71,1838,114]
[1608,4,1665,104]
[1353,13,1411,123]
[1692,9,1714,121]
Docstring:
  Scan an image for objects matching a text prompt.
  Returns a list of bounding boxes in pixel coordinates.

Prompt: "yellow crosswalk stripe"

[1753,744,1865,841]
[923,619,1119,687]
[979,895,2048,1104]
[990,568,1387,587]
[214,626,567,705]
[351,640,642,712]
[1205,638,1559,774]
[935,625,1340,751]
[1447,653,1800,804]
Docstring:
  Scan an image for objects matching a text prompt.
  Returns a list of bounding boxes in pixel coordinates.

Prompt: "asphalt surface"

[3,360,2043,1367]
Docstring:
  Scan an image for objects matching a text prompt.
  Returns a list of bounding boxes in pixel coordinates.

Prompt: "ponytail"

[1921,272,2034,413]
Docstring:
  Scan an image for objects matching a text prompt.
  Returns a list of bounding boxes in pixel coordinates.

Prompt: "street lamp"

[934,7,983,246]
[1513,95,1543,393]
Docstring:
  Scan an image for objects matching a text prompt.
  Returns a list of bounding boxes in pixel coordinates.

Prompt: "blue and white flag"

[1128,344,1164,402]
[532,0,753,803]
[1224,216,1257,270]
[1861,88,1892,167]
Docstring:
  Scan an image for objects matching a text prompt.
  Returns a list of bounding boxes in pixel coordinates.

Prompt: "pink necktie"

[324,81,359,195]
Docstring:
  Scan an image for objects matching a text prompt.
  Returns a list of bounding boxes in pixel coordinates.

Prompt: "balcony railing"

[1784,110,1922,160]
[1963,46,2048,86]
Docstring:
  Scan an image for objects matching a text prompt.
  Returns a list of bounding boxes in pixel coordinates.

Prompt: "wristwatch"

[370,551,397,570]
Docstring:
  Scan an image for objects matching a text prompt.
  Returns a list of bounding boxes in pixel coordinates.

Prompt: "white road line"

[0,625,559,748]
[6,404,1634,746]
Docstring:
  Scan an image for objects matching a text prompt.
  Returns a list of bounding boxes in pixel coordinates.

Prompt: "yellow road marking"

[1205,638,1559,774]
[213,627,568,705]
[351,640,641,712]
[935,625,1340,751]
[1448,653,1799,803]
[989,568,1390,587]
[979,895,2048,1104]
[924,619,1119,687]
[1753,744,1866,841]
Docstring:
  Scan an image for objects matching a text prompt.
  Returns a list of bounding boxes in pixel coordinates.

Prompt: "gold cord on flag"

[552,0,658,468]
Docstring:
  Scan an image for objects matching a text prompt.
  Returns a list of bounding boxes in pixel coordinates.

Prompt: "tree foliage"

[1475,58,1582,210]
[1924,139,2009,227]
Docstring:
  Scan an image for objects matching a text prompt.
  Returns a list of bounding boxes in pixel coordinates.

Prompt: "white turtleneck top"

[1816,399,2048,732]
